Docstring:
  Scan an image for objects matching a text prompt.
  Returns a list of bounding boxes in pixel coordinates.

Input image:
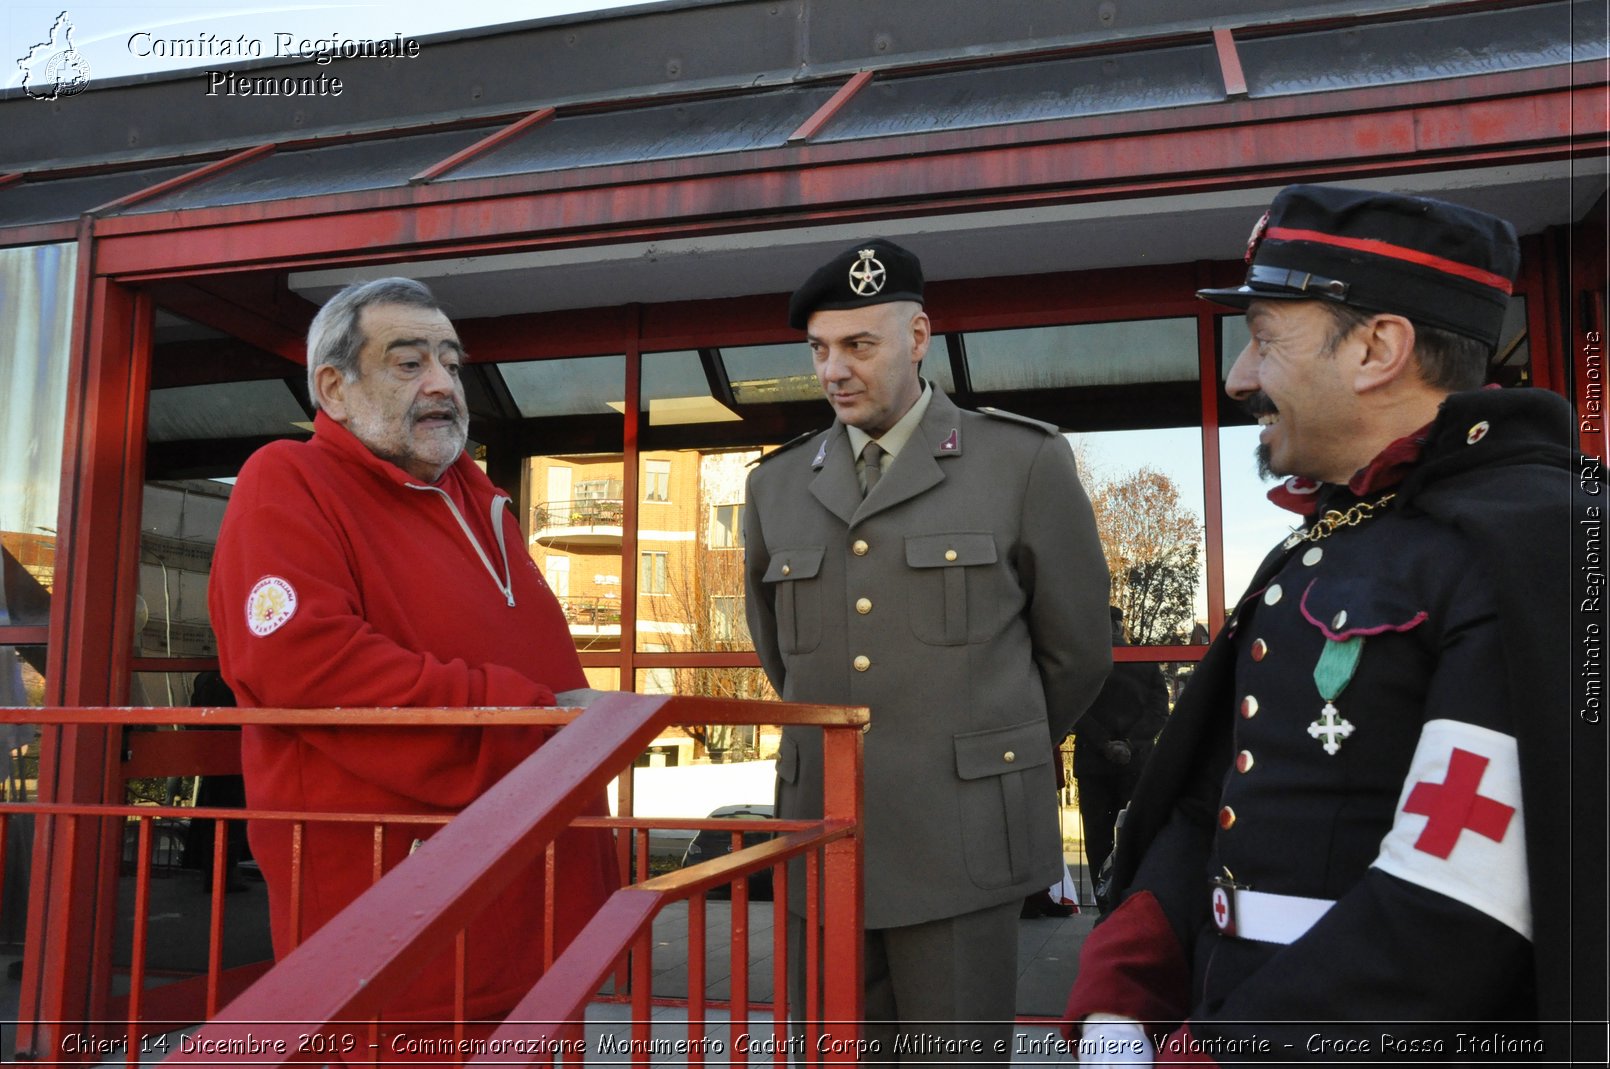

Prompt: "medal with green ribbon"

[1308,636,1361,755]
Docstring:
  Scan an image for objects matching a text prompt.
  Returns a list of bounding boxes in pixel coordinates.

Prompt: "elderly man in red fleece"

[208,277,613,1055]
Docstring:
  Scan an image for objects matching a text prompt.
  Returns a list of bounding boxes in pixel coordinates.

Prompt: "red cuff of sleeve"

[1062,890,1191,1035]
[1155,1024,1220,1067]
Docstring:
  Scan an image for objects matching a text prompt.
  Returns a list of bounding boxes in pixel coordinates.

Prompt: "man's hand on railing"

[553,688,611,709]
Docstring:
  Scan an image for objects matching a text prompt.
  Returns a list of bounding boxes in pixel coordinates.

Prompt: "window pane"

[1,245,75,617]
[963,319,1198,431]
[512,350,628,660]
[2,537,53,628]
[148,381,308,442]
[528,452,626,655]
[966,320,1198,390]
[138,480,234,661]
[636,449,758,654]
[501,355,625,417]
[0,647,44,708]
[453,85,837,179]
[820,43,1222,142]
[1217,424,1300,603]
[1237,2,1591,99]
[722,343,820,405]
[1067,428,1208,646]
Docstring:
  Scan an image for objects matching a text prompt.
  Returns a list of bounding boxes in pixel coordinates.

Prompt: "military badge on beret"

[788,238,925,329]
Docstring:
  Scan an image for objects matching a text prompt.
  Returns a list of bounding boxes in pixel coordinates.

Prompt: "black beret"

[788,238,924,330]
[1197,185,1519,349]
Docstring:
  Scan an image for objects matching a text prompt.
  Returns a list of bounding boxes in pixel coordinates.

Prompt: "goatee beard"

[1255,442,1275,482]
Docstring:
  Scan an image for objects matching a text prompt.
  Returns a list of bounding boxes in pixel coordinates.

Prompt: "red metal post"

[1212,28,1248,98]
[620,306,643,688]
[730,852,750,1064]
[788,70,874,143]
[771,864,789,1053]
[207,821,227,1017]
[18,257,151,1061]
[818,720,864,1064]
[688,892,707,1065]
[1197,277,1230,632]
[127,817,153,1063]
[411,108,557,183]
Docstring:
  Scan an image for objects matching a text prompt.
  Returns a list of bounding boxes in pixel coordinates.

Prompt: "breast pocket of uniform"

[905,533,997,646]
[1298,576,1430,645]
[762,548,825,655]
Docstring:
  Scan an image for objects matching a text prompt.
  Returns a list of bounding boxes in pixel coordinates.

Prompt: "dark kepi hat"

[788,238,924,330]
[1197,185,1519,349]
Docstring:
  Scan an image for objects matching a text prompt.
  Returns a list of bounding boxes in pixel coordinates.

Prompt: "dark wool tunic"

[1067,387,1605,1064]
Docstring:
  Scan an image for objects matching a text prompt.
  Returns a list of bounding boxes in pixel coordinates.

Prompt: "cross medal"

[1308,635,1362,755]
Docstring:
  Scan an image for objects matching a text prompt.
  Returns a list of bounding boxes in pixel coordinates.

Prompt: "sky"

[1068,423,1296,630]
[4,2,634,89]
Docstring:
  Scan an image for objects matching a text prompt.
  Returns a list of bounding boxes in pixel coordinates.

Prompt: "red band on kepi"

[1264,226,1514,294]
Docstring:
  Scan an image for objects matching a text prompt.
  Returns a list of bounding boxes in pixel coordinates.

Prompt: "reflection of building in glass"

[526,448,770,761]
[526,449,761,660]
[137,481,233,661]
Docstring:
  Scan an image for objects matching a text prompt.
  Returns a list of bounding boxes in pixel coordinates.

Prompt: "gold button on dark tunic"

[853,655,870,672]
[856,597,872,614]
[852,539,869,556]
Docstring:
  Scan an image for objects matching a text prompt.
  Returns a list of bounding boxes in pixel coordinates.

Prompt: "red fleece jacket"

[209,412,613,1025]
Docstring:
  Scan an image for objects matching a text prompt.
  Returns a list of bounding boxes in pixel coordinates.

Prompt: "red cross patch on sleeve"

[1372,719,1530,939]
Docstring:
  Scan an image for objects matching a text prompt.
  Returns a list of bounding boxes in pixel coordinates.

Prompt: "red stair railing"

[1,695,866,1065]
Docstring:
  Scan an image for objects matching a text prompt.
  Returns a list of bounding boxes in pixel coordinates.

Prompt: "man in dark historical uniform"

[1065,186,1605,1065]
[744,239,1111,1056]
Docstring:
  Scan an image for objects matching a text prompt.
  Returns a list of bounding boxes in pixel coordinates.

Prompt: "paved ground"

[2,855,1099,1064]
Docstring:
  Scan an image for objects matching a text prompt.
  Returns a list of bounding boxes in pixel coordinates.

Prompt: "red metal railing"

[1,695,866,1065]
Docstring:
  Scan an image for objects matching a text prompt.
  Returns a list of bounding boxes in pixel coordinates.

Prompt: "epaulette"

[750,428,823,466]
[979,406,1060,435]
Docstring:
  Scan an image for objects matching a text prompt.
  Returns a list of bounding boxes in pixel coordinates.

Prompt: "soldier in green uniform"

[744,238,1112,1057]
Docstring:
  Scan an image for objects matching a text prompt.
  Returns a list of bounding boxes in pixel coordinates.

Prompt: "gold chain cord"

[1284,492,1397,548]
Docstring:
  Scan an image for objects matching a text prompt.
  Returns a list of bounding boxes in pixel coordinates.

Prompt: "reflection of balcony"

[560,596,622,637]
[531,498,625,545]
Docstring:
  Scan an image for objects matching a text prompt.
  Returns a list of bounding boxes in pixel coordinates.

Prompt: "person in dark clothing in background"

[182,671,249,891]
[1073,606,1169,897]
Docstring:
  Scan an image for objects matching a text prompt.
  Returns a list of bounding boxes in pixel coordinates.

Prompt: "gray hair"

[305,278,442,411]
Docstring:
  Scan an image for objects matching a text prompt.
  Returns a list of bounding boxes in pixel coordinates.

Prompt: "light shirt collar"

[846,380,933,467]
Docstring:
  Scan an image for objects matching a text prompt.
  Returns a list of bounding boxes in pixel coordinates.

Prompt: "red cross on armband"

[1371,719,1532,939]
[1402,748,1517,858]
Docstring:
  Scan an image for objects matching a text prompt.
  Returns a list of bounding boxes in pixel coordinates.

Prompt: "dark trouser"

[1076,765,1141,882]
[788,899,1020,1063]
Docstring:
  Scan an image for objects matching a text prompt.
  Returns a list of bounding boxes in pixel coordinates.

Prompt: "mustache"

[1241,391,1278,420]
[409,401,464,423]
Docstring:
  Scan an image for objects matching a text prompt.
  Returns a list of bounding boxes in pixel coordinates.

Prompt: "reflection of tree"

[657,452,775,761]
[1087,467,1201,646]
[661,540,774,760]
